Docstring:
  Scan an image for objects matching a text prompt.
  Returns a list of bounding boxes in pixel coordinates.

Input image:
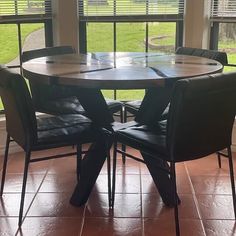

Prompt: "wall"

[51,0,79,52]
[184,0,211,48]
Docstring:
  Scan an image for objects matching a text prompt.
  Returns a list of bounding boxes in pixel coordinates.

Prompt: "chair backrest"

[22,46,76,62]
[175,47,228,66]
[167,72,236,162]
[0,65,37,149]
[22,46,76,112]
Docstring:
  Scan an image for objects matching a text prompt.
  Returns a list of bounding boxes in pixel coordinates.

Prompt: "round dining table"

[22,52,222,89]
[22,52,223,207]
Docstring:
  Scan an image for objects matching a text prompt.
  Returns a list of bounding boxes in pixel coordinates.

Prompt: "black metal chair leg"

[18,149,31,227]
[76,144,82,182]
[121,144,126,164]
[106,142,112,207]
[121,107,127,164]
[120,107,124,123]
[217,152,222,168]
[111,141,118,208]
[170,162,180,236]
[0,134,11,196]
[227,147,236,219]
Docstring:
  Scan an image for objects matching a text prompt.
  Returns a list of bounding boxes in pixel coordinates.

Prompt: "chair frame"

[111,74,236,236]
[0,65,112,227]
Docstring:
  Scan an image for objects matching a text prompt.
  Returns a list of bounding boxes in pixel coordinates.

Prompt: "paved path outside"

[8,28,45,66]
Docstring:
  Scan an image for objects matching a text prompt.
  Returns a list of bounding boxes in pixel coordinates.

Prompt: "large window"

[0,0,53,111]
[210,0,236,69]
[78,0,184,53]
[0,0,53,67]
[78,0,184,100]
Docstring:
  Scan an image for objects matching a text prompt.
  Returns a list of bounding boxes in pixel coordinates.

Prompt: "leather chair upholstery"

[112,72,236,235]
[0,65,109,226]
[122,47,229,165]
[22,46,123,120]
[175,47,228,66]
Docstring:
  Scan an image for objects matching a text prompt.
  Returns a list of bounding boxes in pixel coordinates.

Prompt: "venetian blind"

[78,0,185,22]
[211,0,236,20]
[0,0,52,21]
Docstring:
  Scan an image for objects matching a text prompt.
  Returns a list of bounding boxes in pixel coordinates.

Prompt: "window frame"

[78,0,184,53]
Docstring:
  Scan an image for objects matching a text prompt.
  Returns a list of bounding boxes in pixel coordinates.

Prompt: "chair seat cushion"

[116,120,168,157]
[40,96,86,115]
[105,98,123,113]
[36,114,97,148]
[125,100,142,114]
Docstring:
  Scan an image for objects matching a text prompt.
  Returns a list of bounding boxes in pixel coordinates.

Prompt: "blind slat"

[78,0,184,19]
[211,0,236,18]
[0,0,52,16]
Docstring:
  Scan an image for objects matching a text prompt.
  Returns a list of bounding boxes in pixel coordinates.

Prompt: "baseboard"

[1,116,236,154]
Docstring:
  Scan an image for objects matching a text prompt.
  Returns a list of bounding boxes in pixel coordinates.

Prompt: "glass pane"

[21,23,45,51]
[0,23,45,67]
[148,22,176,54]
[218,22,236,72]
[116,23,146,100]
[116,23,145,52]
[87,23,113,52]
[0,99,3,111]
[0,24,19,65]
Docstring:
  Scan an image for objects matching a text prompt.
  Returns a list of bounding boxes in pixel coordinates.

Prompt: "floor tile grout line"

[184,162,207,236]
[79,206,87,236]
[138,162,146,236]
[16,158,53,230]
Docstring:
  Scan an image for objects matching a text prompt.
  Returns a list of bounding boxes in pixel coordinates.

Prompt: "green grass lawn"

[0,23,43,63]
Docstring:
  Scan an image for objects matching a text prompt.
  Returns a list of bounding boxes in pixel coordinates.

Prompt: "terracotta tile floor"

[0,146,236,236]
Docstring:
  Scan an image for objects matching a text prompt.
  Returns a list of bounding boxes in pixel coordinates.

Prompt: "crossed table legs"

[70,87,178,207]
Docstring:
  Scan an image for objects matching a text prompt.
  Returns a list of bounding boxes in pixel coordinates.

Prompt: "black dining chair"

[111,72,236,236]
[175,47,230,167]
[122,47,229,164]
[22,46,123,121]
[0,65,111,226]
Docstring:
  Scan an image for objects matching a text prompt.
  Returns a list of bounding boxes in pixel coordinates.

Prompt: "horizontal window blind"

[78,0,184,22]
[0,0,52,23]
[211,0,236,20]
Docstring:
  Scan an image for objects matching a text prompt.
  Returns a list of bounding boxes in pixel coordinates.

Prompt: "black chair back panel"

[22,46,77,111]
[176,47,228,66]
[29,81,79,111]
[0,66,37,148]
[167,73,236,162]
[22,46,76,62]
